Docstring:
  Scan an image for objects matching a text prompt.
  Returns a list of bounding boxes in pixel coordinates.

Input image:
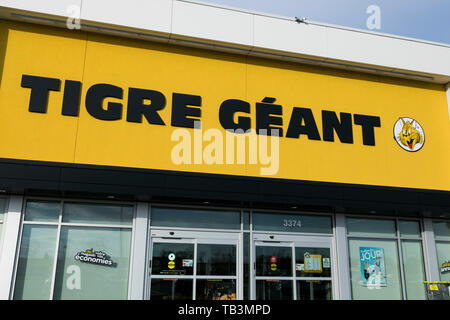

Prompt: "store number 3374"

[283,219,302,228]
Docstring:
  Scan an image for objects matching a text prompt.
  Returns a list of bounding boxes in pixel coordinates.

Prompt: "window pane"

[152,243,194,276]
[348,239,403,300]
[196,279,236,300]
[295,247,331,278]
[436,242,450,282]
[297,280,332,300]
[256,280,292,300]
[243,211,250,230]
[13,225,57,300]
[399,220,421,238]
[256,246,292,277]
[197,244,236,276]
[25,201,60,222]
[53,226,132,300]
[347,218,396,237]
[433,221,450,241]
[151,279,192,300]
[63,203,133,225]
[151,207,240,230]
[0,197,6,221]
[253,212,332,234]
[401,240,426,300]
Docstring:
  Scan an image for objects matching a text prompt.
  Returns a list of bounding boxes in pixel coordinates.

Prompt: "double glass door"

[148,230,240,300]
[252,234,334,300]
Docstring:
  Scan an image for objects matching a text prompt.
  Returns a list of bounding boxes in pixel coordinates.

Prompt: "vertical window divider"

[9,197,27,299]
[396,218,407,300]
[145,204,152,300]
[193,239,197,300]
[249,209,254,300]
[292,242,297,300]
[238,209,243,300]
[419,218,431,281]
[0,197,6,257]
[49,201,63,300]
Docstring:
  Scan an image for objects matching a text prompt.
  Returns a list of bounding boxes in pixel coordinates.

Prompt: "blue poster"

[359,247,387,287]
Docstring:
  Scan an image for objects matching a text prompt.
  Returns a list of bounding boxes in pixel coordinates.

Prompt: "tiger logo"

[393,117,425,152]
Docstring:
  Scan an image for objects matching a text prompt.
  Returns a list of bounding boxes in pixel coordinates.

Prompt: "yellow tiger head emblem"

[399,118,423,150]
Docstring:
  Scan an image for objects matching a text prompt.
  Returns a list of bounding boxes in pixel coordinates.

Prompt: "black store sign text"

[21,74,381,146]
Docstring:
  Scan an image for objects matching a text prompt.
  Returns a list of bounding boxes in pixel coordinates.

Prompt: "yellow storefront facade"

[0,2,449,301]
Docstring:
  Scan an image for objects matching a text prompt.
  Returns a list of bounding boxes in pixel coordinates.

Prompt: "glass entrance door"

[252,233,334,300]
[148,230,240,300]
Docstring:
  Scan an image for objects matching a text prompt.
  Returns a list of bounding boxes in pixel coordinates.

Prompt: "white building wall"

[0,0,449,84]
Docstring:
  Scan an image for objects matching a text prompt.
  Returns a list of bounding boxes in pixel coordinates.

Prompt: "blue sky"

[202,0,450,44]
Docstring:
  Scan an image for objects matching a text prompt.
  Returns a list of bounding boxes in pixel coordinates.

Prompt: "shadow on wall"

[0,20,9,88]
[83,21,445,93]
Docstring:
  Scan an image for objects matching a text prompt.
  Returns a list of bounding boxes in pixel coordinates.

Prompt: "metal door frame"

[147,229,241,300]
[251,232,335,300]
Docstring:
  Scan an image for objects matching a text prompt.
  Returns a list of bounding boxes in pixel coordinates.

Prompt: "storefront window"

[297,280,332,300]
[53,226,132,300]
[347,217,426,300]
[256,280,293,300]
[13,200,134,300]
[399,220,426,300]
[348,238,403,300]
[433,221,450,239]
[295,247,332,278]
[255,246,292,277]
[347,218,396,237]
[436,243,450,282]
[0,198,6,242]
[197,244,236,276]
[253,212,332,234]
[24,201,60,222]
[433,221,450,282]
[401,240,427,299]
[63,203,133,226]
[398,220,421,237]
[150,279,192,300]
[13,225,58,300]
[152,243,194,276]
[196,279,236,300]
[243,211,250,230]
[151,207,241,230]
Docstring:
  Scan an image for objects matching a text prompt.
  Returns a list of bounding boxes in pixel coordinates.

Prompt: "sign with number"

[283,219,302,228]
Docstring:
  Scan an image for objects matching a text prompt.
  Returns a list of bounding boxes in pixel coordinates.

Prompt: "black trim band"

[0,158,448,218]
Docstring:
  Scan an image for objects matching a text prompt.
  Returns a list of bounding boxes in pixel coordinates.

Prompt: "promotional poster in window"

[360,247,387,287]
